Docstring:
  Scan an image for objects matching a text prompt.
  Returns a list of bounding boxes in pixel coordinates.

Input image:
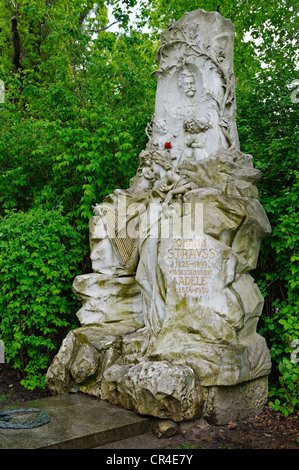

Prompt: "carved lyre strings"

[99,204,136,265]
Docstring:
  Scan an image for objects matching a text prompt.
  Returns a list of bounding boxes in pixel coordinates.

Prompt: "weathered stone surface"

[101,361,206,422]
[46,327,122,396]
[152,420,178,439]
[203,375,269,425]
[73,274,144,335]
[70,344,100,384]
[180,152,262,199]
[78,347,120,397]
[135,223,272,385]
[46,9,271,424]
[0,395,152,450]
[152,10,239,160]
[73,326,121,351]
[46,331,79,395]
[135,219,271,386]
[183,187,271,269]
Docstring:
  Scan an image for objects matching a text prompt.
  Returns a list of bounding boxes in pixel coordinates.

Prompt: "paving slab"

[0,394,151,449]
[95,432,172,449]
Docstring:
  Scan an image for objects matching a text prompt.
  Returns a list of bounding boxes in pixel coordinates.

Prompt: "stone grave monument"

[46,9,272,424]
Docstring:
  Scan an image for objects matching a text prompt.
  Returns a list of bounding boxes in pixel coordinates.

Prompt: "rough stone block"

[73,274,144,335]
[203,375,269,425]
[101,361,207,422]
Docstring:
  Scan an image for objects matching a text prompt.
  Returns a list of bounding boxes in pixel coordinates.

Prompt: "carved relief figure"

[180,117,211,164]
[166,69,201,120]
[146,117,179,157]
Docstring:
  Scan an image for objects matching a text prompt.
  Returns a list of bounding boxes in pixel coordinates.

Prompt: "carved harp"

[98,204,137,266]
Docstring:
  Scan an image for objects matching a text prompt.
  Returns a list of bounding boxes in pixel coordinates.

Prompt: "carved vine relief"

[150,17,237,162]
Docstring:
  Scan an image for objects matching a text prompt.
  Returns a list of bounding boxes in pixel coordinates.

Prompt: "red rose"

[165,142,172,149]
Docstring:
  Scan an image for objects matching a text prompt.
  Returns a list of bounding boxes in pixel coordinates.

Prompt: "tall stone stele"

[46,10,272,425]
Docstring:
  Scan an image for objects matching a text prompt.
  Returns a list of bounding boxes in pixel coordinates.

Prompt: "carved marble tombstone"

[46,10,272,424]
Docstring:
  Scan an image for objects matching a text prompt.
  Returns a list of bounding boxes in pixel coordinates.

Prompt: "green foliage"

[232,2,299,416]
[0,29,156,223]
[0,0,157,389]
[268,357,299,418]
[0,0,298,414]
[0,208,84,389]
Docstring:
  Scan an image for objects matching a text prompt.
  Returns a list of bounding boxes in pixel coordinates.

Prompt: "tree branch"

[89,20,120,33]
[11,14,22,70]
[78,7,90,27]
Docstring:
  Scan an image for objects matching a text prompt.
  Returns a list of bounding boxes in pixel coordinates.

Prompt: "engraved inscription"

[167,237,215,296]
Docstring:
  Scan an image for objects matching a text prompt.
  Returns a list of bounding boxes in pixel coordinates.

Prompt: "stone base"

[203,376,268,425]
[101,361,206,422]
[46,326,269,424]
[100,365,268,424]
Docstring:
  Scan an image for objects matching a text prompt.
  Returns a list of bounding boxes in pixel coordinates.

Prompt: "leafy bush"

[258,296,299,417]
[0,208,85,389]
[257,178,299,416]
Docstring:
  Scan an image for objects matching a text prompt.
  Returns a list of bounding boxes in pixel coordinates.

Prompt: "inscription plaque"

[167,237,216,297]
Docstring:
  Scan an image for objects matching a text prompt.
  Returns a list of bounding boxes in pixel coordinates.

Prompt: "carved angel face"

[154,119,167,134]
[183,117,211,134]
